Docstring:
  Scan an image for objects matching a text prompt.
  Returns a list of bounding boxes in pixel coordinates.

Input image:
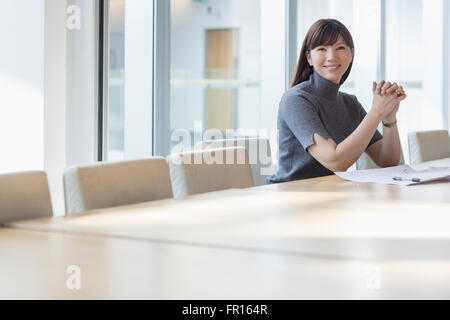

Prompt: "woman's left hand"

[372,81,406,122]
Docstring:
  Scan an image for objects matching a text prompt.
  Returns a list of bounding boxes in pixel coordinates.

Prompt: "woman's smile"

[324,64,341,72]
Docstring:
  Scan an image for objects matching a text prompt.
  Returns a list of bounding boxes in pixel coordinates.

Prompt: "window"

[105,0,153,161]
[107,0,125,160]
[169,0,285,155]
[386,0,444,163]
[101,0,449,164]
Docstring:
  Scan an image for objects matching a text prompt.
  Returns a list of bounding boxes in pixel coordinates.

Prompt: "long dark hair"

[291,19,354,87]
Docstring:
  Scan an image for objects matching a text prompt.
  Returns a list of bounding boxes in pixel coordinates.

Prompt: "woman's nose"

[326,49,336,59]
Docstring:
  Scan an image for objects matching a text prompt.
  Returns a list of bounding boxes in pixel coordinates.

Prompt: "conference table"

[1,158,450,299]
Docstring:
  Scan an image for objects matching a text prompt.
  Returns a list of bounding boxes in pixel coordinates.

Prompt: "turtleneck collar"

[309,69,341,100]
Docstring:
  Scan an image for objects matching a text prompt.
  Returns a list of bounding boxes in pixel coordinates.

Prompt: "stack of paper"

[335,165,450,186]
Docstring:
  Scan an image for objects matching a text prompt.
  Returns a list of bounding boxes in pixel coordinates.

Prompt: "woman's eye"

[337,46,346,50]
[317,48,325,51]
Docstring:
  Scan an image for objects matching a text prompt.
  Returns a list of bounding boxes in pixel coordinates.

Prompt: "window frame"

[98,0,449,160]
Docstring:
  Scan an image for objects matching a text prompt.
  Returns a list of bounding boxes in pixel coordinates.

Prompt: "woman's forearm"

[377,124,401,167]
[333,109,383,171]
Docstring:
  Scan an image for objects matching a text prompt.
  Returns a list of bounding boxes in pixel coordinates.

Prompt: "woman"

[268,18,406,183]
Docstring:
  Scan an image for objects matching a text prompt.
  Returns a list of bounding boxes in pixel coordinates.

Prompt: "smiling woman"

[293,21,354,86]
[306,36,353,85]
[268,19,406,183]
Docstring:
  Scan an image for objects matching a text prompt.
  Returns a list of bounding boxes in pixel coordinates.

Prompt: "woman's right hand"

[371,80,401,118]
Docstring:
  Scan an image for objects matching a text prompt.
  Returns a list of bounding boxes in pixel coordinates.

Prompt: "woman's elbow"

[330,162,350,172]
[323,157,350,172]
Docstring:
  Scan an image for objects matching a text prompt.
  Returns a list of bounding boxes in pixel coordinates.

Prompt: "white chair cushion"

[408,130,450,164]
[167,147,254,198]
[64,157,173,215]
[195,137,273,186]
[0,171,53,224]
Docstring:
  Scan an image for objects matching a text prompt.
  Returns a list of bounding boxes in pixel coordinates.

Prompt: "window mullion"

[153,0,171,156]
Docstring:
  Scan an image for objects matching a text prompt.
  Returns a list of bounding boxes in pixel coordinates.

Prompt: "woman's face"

[306,35,354,85]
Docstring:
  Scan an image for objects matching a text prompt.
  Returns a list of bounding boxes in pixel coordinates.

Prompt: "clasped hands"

[372,80,407,123]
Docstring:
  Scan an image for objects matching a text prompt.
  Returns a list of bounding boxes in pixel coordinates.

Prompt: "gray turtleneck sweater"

[268,69,383,183]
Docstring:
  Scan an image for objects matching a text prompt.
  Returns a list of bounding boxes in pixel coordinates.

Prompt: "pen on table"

[392,177,421,183]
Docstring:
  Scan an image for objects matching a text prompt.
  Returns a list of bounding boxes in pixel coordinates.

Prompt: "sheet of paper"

[335,165,450,186]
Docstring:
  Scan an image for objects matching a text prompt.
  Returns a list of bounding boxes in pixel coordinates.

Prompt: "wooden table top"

[3,159,450,299]
[7,173,450,261]
[1,228,450,299]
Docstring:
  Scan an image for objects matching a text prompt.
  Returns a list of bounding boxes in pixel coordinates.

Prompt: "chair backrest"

[63,157,173,215]
[195,137,272,186]
[0,171,53,224]
[408,130,450,164]
[167,146,254,198]
[356,150,405,170]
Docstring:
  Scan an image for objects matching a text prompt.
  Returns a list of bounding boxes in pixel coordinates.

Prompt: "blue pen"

[393,177,421,183]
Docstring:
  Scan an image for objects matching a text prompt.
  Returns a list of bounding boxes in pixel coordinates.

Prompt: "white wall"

[0,0,45,174]
[45,0,67,216]
[45,0,98,215]
[66,0,97,167]
[0,0,68,215]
